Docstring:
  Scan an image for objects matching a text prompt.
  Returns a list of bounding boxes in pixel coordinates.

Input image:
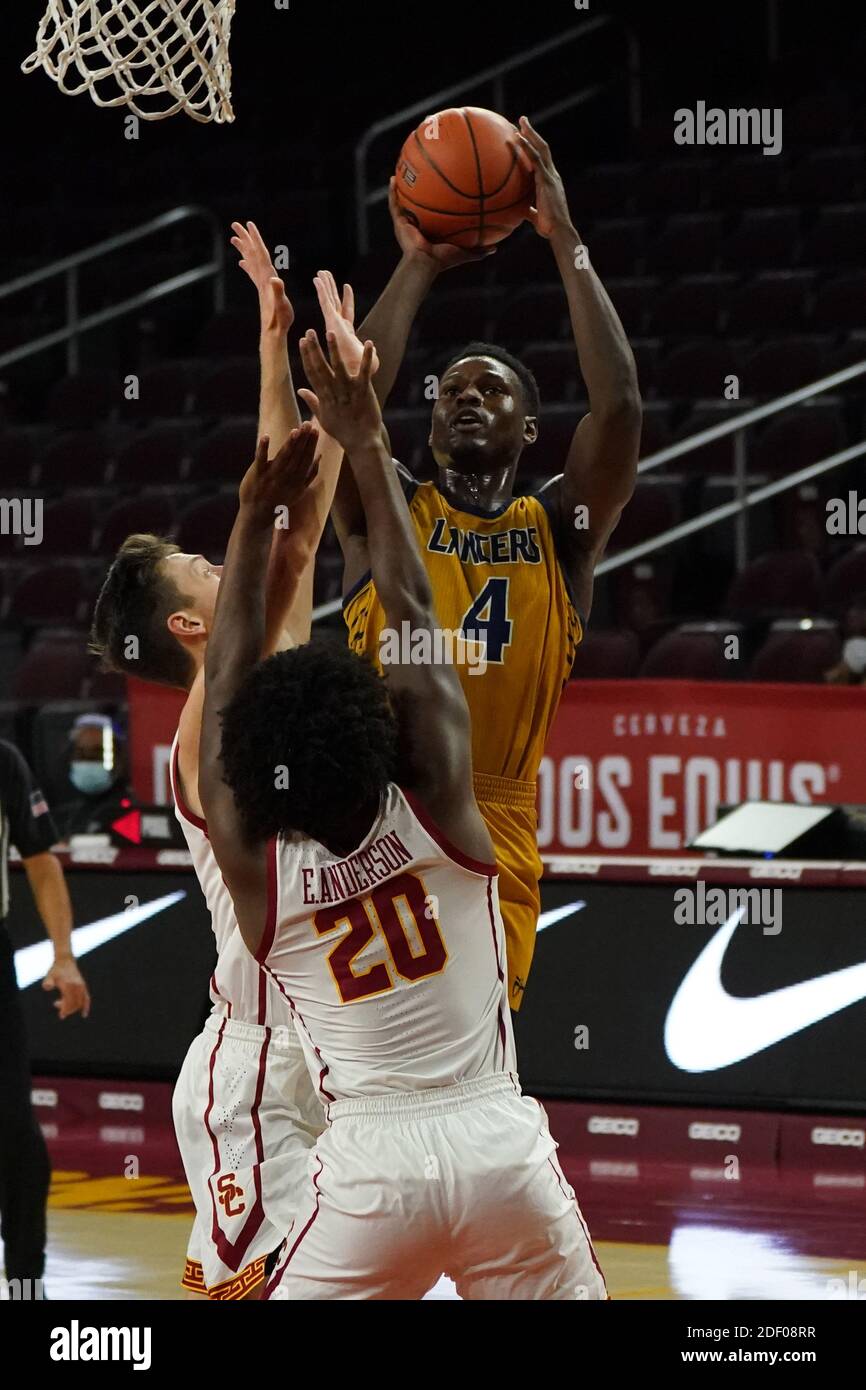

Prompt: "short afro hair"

[218,638,399,846]
[442,341,540,418]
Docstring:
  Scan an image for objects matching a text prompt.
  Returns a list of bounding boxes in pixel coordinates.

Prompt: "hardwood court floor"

[3,1164,866,1301]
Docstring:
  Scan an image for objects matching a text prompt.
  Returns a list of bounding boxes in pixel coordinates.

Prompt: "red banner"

[130,676,866,857]
[128,679,185,803]
[539,681,866,856]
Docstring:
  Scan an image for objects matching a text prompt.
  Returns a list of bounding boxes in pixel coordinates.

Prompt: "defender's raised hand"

[313,270,380,376]
[298,330,383,453]
[513,117,574,240]
[238,422,320,527]
[231,219,295,335]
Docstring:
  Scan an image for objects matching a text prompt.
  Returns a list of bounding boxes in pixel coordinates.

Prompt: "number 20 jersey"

[254,784,516,1106]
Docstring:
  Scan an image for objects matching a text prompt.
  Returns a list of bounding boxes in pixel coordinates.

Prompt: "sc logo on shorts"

[217,1173,246,1217]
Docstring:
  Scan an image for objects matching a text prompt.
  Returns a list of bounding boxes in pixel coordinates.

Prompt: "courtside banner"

[538,681,866,857]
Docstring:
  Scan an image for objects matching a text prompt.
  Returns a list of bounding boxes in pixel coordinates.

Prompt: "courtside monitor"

[689,801,842,859]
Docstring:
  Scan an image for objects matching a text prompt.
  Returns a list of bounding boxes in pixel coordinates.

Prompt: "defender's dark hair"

[218,639,399,845]
[89,534,195,690]
[442,341,541,418]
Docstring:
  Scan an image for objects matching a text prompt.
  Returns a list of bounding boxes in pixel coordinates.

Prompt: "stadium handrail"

[354,17,641,254]
[311,358,866,621]
[0,205,225,375]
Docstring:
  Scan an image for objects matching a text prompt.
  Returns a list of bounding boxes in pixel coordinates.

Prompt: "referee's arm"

[0,741,90,1020]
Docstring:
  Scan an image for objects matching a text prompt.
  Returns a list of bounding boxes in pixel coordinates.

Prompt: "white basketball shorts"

[263,1072,606,1301]
[173,1014,324,1299]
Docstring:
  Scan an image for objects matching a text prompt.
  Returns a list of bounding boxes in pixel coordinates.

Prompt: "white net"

[22,0,237,124]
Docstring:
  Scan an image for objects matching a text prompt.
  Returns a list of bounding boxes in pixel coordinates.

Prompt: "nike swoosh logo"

[665,908,866,1072]
[14,892,186,990]
[536,901,586,934]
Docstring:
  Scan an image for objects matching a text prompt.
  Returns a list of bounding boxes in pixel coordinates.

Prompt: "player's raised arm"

[515,118,641,616]
[198,427,320,939]
[232,221,344,649]
[299,329,491,863]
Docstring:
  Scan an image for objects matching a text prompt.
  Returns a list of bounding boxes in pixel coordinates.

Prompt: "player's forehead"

[165,551,208,574]
[441,356,515,388]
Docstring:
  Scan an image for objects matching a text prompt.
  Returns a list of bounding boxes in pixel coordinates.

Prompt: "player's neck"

[436,464,515,515]
[314,793,383,860]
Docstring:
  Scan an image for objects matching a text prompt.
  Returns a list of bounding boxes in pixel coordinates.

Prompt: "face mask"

[70,761,114,796]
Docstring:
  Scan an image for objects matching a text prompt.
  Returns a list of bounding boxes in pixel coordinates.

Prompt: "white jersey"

[170,731,287,1029]
[255,783,515,1105]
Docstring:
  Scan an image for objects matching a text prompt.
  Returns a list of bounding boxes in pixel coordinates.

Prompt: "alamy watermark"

[0,497,43,545]
[674,102,782,156]
[674,882,782,935]
[379,622,487,675]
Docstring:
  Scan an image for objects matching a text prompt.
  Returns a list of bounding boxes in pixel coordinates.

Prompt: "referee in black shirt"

[0,739,90,1295]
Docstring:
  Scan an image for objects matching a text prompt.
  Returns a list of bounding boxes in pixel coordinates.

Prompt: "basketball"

[394,106,534,250]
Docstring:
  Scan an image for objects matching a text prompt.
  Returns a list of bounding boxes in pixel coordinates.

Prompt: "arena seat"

[727,270,814,333]
[722,208,800,271]
[98,495,176,554]
[570,628,640,679]
[811,273,866,331]
[637,400,672,459]
[725,551,825,619]
[605,278,658,337]
[636,159,715,214]
[579,163,640,216]
[717,155,791,209]
[116,424,190,486]
[195,358,261,419]
[493,286,569,342]
[753,402,845,475]
[127,361,198,421]
[657,340,740,399]
[789,148,865,204]
[802,203,866,266]
[825,544,866,612]
[11,631,91,700]
[419,288,502,345]
[522,343,582,403]
[37,497,97,558]
[648,274,736,336]
[197,305,262,356]
[749,619,841,682]
[188,422,257,485]
[47,369,120,430]
[607,480,679,552]
[8,565,88,627]
[586,217,648,277]
[639,622,743,680]
[645,213,724,274]
[176,493,239,562]
[39,431,112,489]
[743,337,830,396]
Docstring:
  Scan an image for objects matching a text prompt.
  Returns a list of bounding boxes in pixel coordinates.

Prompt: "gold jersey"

[344,477,583,1010]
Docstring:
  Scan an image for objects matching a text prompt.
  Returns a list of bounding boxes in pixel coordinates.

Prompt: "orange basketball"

[394,107,534,250]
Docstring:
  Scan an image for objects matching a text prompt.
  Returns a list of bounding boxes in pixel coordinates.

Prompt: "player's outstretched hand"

[298,330,383,453]
[238,423,320,527]
[512,117,574,240]
[313,270,380,376]
[388,178,497,269]
[231,219,295,335]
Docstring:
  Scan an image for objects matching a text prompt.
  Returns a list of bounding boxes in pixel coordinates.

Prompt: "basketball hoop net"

[22,1,237,124]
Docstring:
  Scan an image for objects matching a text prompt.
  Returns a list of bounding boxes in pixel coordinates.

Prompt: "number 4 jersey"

[254,783,515,1106]
[343,476,583,1011]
